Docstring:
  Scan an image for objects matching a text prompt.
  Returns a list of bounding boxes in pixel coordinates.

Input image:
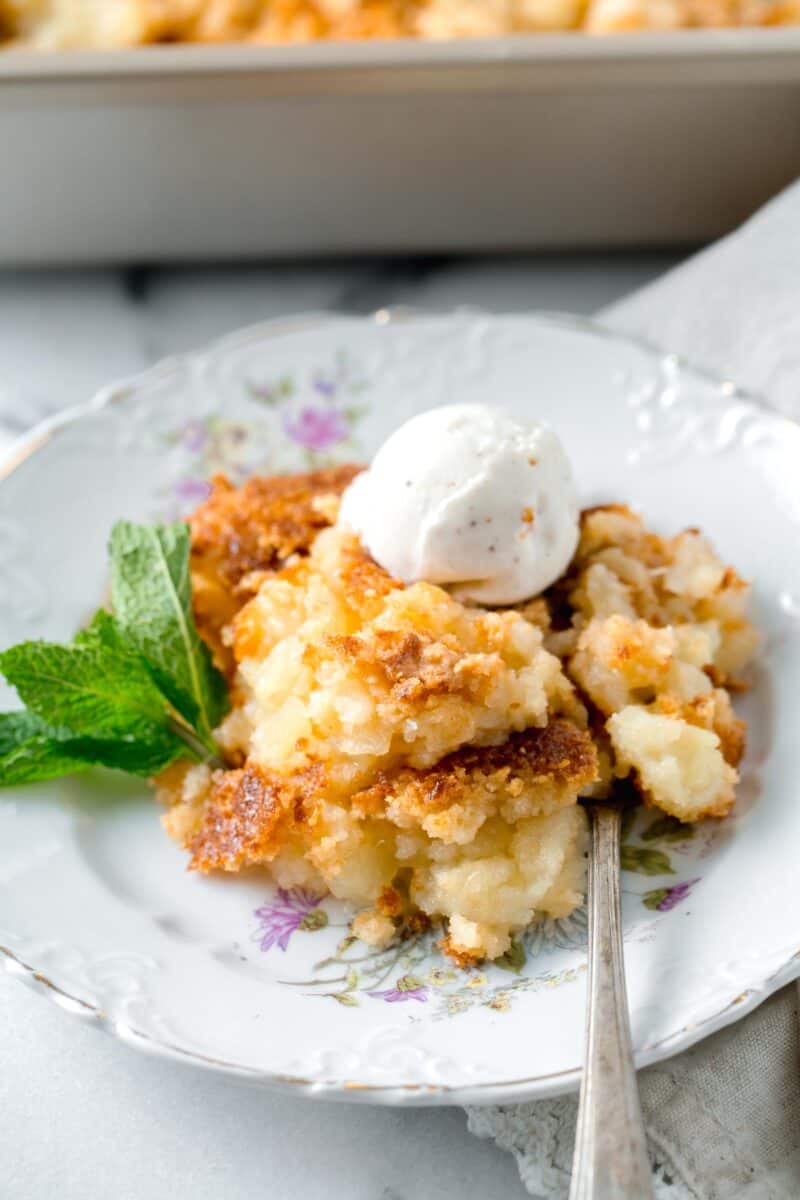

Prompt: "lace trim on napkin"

[467,1101,696,1199]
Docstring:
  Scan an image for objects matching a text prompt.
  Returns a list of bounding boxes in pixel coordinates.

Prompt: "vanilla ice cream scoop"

[338,403,580,605]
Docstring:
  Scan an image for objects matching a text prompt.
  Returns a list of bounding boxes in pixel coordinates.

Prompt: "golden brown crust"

[351,719,598,821]
[438,936,483,969]
[375,886,403,917]
[560,506,756,823]
[654,691,746,767]
[185,719,596,875]
[333,534,405,609]
[188,762,324,872]
[191,464,361,590]
[187,764,285,871]
[323,627,463,704]
[227,522,576,764]
[189,465,361,663]
[4,0,800,50]
[157,480,755,960]
[548,504,757,685]
[0,0,419,49]
[231,536,403,666]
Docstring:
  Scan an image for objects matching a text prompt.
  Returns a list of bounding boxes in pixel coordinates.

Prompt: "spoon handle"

[569,805,654,1200]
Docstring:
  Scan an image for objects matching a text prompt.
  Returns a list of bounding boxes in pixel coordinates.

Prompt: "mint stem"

[167,713,227,770]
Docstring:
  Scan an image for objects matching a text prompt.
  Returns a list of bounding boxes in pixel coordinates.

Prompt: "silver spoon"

[569,804,654,1200]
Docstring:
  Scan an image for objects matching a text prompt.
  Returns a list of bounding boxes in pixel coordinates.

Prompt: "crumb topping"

[157,478,757,965]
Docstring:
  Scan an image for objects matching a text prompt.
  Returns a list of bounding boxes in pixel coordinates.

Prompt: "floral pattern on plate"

[159,349,366,516]
[248,809,709,1015]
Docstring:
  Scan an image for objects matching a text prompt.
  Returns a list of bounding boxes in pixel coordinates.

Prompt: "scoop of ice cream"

[338,403,580,605]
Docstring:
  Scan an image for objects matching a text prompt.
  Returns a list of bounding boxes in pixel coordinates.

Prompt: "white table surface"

[0,251,683,1200]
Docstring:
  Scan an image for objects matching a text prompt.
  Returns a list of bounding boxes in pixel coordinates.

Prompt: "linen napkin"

[466,179,800,1199]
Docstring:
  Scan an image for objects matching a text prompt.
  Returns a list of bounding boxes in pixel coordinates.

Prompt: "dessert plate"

[1,310,799,1106]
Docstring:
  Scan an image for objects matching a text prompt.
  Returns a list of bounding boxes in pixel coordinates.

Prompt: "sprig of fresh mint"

[0,711,90,785]
[0,709,184,785]
[109,522,227,752]
[0,521,230,787]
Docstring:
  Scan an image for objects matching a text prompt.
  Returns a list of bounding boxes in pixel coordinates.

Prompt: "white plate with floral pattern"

[1,310,799,1106]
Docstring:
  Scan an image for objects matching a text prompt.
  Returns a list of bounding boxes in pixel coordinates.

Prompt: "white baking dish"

[2,31,800,263]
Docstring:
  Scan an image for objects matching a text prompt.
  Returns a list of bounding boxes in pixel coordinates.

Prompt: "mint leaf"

[0,708,185,785]
[0,710,54,756]
[0,520,230,789]
[58,730,187,776]
[1,733,184,786]
[0,710,90,785]
[73,608,125,650]
[0,739,93,786]
[0,614,182,745]
[109,521,228,745]
[0,707,192,784]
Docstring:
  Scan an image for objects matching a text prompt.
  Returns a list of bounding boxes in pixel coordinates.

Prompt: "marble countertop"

[0,254,679,445]
[0,250,682,1200]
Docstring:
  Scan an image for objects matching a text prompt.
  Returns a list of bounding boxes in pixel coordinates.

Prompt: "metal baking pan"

[2,32,800,263]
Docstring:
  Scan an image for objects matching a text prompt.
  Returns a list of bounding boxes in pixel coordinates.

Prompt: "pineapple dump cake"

[1,0,798,49]
[156,404,758,965]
